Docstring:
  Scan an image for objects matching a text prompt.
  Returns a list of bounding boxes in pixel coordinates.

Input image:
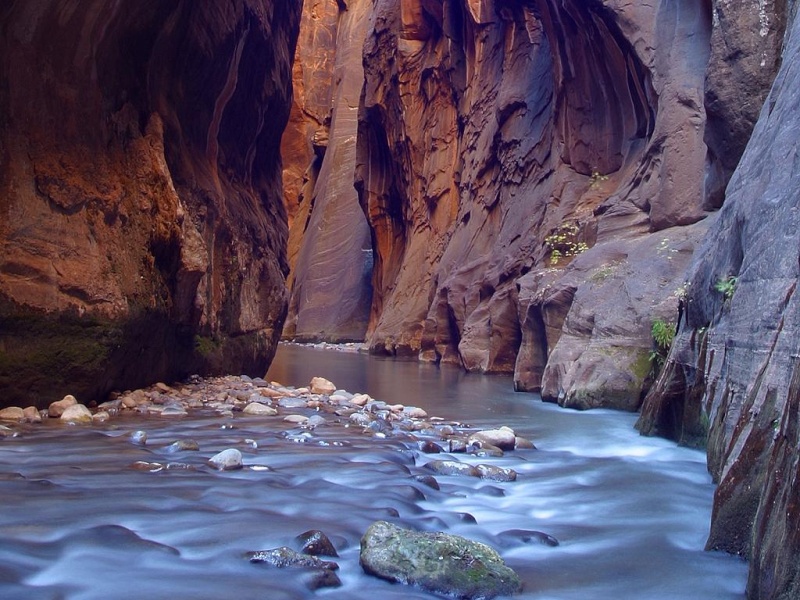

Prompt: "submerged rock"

[207,449,243,471]
[296,530,339,557]
[247,546,338,571]
[359,521,521,599]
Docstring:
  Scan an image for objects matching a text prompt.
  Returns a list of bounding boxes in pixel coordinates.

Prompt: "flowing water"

[0,344,747,599]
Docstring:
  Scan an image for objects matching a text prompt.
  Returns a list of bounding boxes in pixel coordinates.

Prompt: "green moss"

[631,349,653,383]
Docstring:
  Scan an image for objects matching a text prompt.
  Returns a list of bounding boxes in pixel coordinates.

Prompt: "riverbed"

[0,344,747,599]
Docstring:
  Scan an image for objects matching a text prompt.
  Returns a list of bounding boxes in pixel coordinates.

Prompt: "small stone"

[309,377,336,395]
[279,397,307,409]
[514,436,536,450]
[165,440,200,453]
[417,440,443,454]
[130,430,148,445]
[305,414,327,428]
[155,382,173,393]
[243,403,278,416]
[412,475,440,490]
[350,393,371,406]
[48,395,77,418]
[305,569,342,591]
[425,460,480,478]
[23,406,42,423]
[296,530,339,557]
[160,405,188,417]
[0,407,25,422]
[284,415,309,424]
[468,427,517,451]
[208,448,243,471]
[476,464,518,482]
[349,412,372,427]
[130,461,164,472]
[404,406,428,419]
[92,411,111,423]
[247,546,339,570]
[60,404,93,423]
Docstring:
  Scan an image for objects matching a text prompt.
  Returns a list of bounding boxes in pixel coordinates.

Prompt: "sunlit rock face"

[0,0,301,407]
[353,0,757,409]
[639,6,800,598]
[282,0,374,343]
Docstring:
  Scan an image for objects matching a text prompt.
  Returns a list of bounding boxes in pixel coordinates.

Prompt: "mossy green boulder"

[359,521,521,599]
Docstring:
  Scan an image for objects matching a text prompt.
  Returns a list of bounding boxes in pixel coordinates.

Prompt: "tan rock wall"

[0,0,301,407]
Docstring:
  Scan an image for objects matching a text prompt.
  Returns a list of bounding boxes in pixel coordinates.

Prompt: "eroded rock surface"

[282,0,373,342]
[0,1,301,407]
[638,9,800,599]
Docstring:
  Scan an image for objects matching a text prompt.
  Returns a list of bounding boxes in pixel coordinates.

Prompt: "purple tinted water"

[0,344,746,599]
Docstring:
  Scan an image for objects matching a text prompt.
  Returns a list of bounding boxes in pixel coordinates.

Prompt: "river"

[0,344,747,599]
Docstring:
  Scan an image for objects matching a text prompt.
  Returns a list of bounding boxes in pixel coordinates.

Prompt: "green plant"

[715,276,738,300]
[589,169,609,189]
[545,223,589,265]
[649,319,676,370]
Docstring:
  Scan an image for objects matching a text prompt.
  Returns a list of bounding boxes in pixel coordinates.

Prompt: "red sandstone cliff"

[0,0,301,407]
[283,0,786,415]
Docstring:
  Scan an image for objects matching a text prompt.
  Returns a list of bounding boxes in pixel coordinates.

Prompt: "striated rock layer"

[282,0,373,343]
[346,0,783,410]
[282,0,785,411]
[0,1,301,408]
[638,7,800,599]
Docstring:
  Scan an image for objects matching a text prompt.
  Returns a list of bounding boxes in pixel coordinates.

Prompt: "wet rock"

[412,475,440,490]
[417,440,443,454]
[165,440,199,453]
[243,403,278,416]
[60,404,93,423]
[296,530,339,557]
[208,449,243,471]
[0,407,25,422]
[497,529,559,548]
[468,427,517,451]
[23,406,42,423]
[403,406,428,419]
[469,442,505,458]
[447,438,468,453]
[425,460,480,478]
[284,415,309,425]
[160,405,188,417]
[130,431,148,445]
[350,393,371,406]
[514,437,536,450]
[247,546,339,570]
[92,411,110,423]
[304,568,342,590]
[48,395,77,418]
[476,465,517,483]
[349,412,372,427]
[309,377,336,395]
[279,397,308,409]
[130,461,164,472]
[305,414,327,428]
[360,521,521,599]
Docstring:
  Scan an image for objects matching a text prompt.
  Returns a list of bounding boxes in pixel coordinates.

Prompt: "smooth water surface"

[0,344,747,599]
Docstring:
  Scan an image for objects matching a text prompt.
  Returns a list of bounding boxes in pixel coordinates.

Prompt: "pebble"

[208,448,243,470]
[0,407,25,422]
[23,406,42,423]
[243,403,278,416]
[309,377,336,395]
[284,415,309,424]
[130,430,148,445]
[60,404,93,423]
[49,395,78,418]
[165,440,200,453]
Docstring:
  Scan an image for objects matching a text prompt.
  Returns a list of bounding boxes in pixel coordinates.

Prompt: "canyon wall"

[282,0,374,342]
[339,0,778,410]
[0,0,301,408]
[638,5,800,598]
